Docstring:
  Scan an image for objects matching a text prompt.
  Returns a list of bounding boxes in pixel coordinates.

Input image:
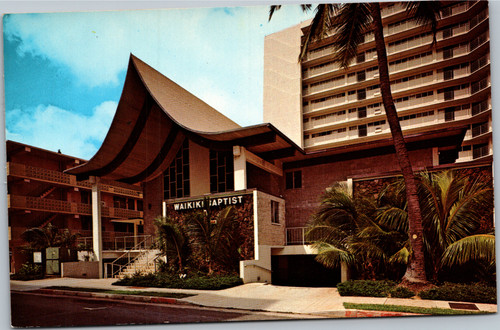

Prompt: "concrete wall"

[189,141,210,195]
[61,261,99,278]
[263,23,305,147]
[240,191,285,283]
[142,175,163,235]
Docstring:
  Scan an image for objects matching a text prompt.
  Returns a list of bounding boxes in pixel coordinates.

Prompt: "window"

[443,67,454,80]
[358,107,367,118]
[473,143,489,159]
[209,150,234,193]
[358,124,367,137]
[472,122,488,137]
[271,200,280,224]
[442,27,453,39]
[357,70,366,82]
[445,107,455,122]
[444,88,454,101]
[285,170,302,189]
[443,47,454,59]
[356,52,365,63]
[472,100,489,115]
[357,89,366,100]
[163,140,190,199]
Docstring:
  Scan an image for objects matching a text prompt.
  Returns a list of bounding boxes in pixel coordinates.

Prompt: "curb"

[344,309,421,318]
[34,289,192,306]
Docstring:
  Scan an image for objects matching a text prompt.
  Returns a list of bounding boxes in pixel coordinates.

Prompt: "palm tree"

[307,183,407,280]
[154,216,187,272]
[269,2,442,284]
[377,170,495,281]
[185,206,241,274]
[21,223,80,251]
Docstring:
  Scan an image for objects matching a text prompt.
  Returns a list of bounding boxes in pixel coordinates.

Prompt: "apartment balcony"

[7,162,143,198]
[7,194,143,219]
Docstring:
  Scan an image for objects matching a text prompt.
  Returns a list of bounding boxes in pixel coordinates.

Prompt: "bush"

[10,263,44,281]
[390,286,415,298]
[113,272,243,290]
[337,280,396,297]
[419,282,497,304]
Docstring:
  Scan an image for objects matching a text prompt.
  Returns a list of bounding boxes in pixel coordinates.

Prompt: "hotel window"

[443,47,454,59]
[356,52,365,63]
[271,200,280,224]
[442,27,453,39]
[473,143,489,159]
[472,100,489,115]
[357,70,366,82]
[358,107,367,118]
[472,122,488,137]
[209,150,234,193]
[285,170,302,189]
[357,89,366,100]
[163,139,190,199]
[444,87,454,101]
[358,124,367,137]
[443,67,454,80]
[445,107,455,122]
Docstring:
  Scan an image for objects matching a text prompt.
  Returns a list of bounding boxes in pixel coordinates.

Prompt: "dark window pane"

[286,172,294,189]
[294,171,302,188]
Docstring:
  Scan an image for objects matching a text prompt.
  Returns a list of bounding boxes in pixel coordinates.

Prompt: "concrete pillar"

[233,145,247,190]
[90,176,103,278]
[341,262,350,282]
[432,147,439,166]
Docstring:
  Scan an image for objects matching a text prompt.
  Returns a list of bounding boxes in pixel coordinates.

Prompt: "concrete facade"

[263,2,491,164]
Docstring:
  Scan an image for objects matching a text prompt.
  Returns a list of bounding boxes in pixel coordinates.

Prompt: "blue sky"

[4,3,313,159]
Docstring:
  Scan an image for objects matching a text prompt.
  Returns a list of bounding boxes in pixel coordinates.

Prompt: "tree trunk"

[370,3,427,284]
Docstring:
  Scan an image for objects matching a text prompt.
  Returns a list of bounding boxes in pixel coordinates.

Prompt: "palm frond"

[268,5,281,21]
[299,4,338,61]
[329,3,372,69]
[441,234,496,268]
[314,242,356,269]
[405,1,441,46]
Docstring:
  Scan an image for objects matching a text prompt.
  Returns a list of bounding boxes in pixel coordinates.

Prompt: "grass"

[47,286,194,299]
[344,303,491,316]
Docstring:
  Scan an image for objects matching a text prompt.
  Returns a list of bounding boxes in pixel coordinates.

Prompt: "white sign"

[33,251,42,263]
[171,195,246,211]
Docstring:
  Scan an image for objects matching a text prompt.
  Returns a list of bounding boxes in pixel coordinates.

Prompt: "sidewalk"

[10,277,497,317]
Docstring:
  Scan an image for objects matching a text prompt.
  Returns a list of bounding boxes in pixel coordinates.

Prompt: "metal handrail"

[104,235,153,278]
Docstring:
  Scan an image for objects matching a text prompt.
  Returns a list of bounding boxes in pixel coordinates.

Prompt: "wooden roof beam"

[243,147,283,177]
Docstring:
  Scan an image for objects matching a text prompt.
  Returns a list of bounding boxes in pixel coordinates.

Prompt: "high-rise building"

[264,1,491,165]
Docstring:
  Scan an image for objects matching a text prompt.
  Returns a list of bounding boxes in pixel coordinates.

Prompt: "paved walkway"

[10,277,497,316]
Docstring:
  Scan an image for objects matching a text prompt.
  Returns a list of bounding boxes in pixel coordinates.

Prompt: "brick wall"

[284,148,432,227]
[255,191,286,246]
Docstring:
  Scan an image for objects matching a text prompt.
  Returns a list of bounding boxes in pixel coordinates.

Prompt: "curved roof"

[66,55,303,183]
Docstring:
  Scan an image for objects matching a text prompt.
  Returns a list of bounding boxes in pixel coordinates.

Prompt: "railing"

[7,162,142,198]
[8,194,143,219]
[77,231,141,251]
[286,227,310,245]
[104,235,154,278]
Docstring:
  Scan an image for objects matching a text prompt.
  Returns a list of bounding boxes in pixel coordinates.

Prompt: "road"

[11,291,304,327]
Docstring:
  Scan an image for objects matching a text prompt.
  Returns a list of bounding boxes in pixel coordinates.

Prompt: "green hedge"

[419,282,497,304]
[10,263,44,281]
[390,286,415,298]
[113,272,243,290]
[337,280,396,297]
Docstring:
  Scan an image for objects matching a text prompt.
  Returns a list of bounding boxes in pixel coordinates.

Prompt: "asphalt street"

[11,291,303,327]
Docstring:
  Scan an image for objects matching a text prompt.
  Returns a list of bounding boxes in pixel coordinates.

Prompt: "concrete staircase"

[117,249,161,278]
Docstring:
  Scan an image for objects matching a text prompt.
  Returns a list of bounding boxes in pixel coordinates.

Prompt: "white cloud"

[4,6,312,126]
[6,101,117,159]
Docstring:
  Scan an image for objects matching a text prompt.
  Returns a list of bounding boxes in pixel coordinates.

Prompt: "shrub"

[337,280,396,297]
[419,282,497,304]
[390,286,415,298]
[113,272,243,290]
[10,263,44,281]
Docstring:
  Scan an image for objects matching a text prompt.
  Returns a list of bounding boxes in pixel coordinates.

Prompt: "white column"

[233,146,247,191]
[90,176,103,278]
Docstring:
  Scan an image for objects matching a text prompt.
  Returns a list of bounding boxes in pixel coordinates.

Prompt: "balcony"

[8,194,143,219]
[7,162,142,198]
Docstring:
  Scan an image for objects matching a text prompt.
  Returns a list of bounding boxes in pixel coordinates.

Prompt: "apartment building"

[7,140,144,273]
[264,1,491,165]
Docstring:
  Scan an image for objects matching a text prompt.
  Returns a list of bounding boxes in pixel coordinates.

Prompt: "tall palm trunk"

[370,3,427,284]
